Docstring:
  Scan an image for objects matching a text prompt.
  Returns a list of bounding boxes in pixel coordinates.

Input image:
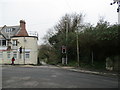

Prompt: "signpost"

[62,45,67,65]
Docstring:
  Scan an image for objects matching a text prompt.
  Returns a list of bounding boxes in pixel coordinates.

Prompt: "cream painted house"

[0,20,38,64]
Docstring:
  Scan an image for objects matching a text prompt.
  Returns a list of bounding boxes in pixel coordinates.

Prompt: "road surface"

[2,65,118,88]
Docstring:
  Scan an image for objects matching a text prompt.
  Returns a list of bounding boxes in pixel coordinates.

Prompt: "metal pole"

[24,37,25,65]
[24,47,25,65]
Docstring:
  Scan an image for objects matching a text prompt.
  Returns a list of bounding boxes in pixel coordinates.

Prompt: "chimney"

[16,20,29,36]
[20,20,26,30]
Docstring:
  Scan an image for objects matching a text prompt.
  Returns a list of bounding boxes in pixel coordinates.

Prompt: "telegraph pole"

[76,27,80,67]
[76,19,80,67]
[65,19,68,65]
[110,0,120,24]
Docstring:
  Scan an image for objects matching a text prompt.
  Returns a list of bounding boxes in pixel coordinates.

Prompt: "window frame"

[13,52,17,59]
[0,39,7,46]
[7,52,11,59]
[0,52,3,59]
[25,52,30,59]
[5,28,13,33]
[12,40,18,46]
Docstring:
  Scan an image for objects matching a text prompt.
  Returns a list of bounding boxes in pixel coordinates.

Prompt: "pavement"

[1,64,119,78]
[58,66,118,78]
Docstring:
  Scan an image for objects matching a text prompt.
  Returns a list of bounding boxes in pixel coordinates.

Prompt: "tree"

[48,13,84,63]
[79,18,119,67]
[38,44,58,64]
[40,13,119,70]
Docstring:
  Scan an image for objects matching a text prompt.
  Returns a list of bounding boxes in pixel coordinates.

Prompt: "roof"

[0,20,30,39]
[0,27,2,30]
[0,25,20,39]
[15,28,28,36]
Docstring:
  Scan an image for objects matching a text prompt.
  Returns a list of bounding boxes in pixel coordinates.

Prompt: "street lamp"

[110,0,120,24]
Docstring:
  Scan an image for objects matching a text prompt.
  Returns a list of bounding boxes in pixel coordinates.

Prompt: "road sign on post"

[61,45,67,65]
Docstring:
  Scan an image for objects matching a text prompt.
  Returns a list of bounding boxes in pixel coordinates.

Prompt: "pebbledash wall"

[0,36,38,65]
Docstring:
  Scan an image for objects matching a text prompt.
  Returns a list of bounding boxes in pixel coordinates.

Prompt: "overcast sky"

[0,0,118,44]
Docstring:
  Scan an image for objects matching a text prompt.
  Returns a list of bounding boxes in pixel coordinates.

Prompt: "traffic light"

[19,47,22,54]
[62,46,66,53]
[117,8,119,12]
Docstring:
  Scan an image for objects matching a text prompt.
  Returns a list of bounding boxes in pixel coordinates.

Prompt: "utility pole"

[76,20,80,67]
[65,19,68,65]
[110,0,120,24]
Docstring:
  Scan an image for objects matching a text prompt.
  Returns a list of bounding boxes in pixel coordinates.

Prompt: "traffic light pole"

[23,37,25,65]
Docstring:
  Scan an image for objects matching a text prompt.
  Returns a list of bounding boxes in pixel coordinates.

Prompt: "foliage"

[79,20,119,64]
[38,44,58,64]
[39,13,119,69]
[47,13,84,63]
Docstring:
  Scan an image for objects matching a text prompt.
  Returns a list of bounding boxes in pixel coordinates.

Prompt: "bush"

[68,60,78,67]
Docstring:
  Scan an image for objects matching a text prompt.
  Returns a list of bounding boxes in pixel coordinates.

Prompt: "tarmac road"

[2,65,118,88]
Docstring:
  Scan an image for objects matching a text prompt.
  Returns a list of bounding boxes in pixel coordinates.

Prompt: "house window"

[7,52,11,59]
[5,28,13,33]
[0,52,3,59]
[2,40,6,46]
[25,52,30,59]
[13,52,17,59]
[13,40,17,46]
[0,40,6,46]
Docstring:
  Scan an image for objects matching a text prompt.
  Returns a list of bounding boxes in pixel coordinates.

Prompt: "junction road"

[2,65,118,88]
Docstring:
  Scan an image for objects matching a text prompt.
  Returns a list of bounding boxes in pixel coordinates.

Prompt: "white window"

[5,28,13,33]
[13,52,17,59]
[0,40,6,46]
[13,40,17,46]
[0,52,3,59]
[7,52,11,59]
[25,52,30,59]
[5,28,9,33]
